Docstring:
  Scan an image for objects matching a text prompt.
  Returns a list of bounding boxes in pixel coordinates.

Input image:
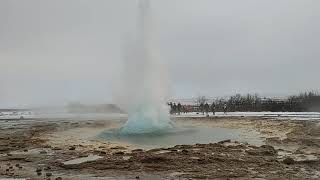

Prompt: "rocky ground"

[0,117,319,179]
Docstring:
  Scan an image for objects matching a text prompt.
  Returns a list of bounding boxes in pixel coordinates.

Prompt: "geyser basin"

[97,125,264,149]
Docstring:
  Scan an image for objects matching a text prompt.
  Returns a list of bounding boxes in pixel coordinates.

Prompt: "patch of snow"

[173,112,320,121]
[63,154,102,165]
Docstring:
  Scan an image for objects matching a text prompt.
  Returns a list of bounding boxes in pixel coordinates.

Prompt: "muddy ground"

[0,117,319,179]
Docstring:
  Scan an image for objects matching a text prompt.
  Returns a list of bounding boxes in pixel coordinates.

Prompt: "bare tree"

[195,96,207,105]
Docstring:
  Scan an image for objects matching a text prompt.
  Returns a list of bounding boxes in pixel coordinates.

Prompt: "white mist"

[116,0,172,134]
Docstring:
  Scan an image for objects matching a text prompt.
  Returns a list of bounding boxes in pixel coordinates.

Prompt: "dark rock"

[136,176,140,179]
[94,150,106,155]
[15,164,20,168]
[24,158,33,162]
[52,147,62,151]
[181,149,189,154]
[111,146,127,150]
[43,145,52,148]
[132,149,143,152]
[37,171,42,176]
[36,167,42,172]
[69,146,76,151]
[78,154,88,158]
[46,172,53,177]
[140,156,168,163]
[56,177,63,180]
[283,157,295,165]
[44,166,51,170]
[39,150,47,154]
[260,145,277,155]
[100,151,107,155]
[218,139,231,144]
[114,151,125,155]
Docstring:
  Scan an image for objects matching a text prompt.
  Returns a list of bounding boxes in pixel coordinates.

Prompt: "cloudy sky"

[1,0,320,108]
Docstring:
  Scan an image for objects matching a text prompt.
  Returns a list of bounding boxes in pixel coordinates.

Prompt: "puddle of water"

[63,154,102,165]
[97,126,264,149]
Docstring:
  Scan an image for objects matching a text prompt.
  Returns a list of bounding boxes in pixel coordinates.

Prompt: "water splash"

[118,0,173,134]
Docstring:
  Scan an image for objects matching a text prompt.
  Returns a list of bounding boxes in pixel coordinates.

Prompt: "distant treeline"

[191,91,320,112]
[211,92,320,112]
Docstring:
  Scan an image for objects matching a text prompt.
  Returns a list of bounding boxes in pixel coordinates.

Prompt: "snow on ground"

[173,112,320,121]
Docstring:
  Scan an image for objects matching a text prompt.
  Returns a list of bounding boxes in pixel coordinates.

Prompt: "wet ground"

[0,115,319,179]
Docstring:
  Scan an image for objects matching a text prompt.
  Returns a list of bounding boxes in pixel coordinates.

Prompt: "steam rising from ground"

[115,0,172,134]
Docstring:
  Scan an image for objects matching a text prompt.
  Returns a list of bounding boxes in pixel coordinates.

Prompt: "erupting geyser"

[117,0,173,134]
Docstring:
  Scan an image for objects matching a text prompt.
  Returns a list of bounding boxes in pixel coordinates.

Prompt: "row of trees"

[195,91,320,112]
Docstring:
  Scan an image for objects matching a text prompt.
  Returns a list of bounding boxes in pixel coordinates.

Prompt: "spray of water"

[116,0,173,134]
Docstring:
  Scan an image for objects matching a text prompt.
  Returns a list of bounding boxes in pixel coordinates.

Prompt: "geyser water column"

[118,0,173,134]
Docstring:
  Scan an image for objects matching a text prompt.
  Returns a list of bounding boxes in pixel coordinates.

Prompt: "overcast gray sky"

[1,0,320,108]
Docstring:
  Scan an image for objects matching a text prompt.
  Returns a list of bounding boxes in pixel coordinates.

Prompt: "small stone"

[100,151,107,155]
[46,172,53,177]
[40,150,47,154]
[44,166,51,170]
[56,177,63,180]
[182,149,189,154]
[69,146,76,150]
[52,147,62,151]
[37,171,42,176]
[283,157,295,165]
[36,167,42,172]
[218,139,231,144]
[136,176,140,179]
[78,154,88,158]
[114,151,125,155]
[132,149,143,152]
[15,164,20,167]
